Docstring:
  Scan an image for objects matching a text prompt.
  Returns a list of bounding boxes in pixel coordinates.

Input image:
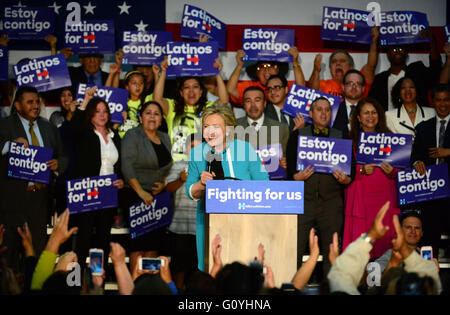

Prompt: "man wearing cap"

[368,28,441,111]
[308,27,379,98]
[227,46,305,106]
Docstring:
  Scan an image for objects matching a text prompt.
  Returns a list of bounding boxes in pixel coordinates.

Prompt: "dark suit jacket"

[69,66,109,89]
[264,103,295,132]
[332,100,352,139]
[70,109,122,179]
[368,59,441,110]
[235,115,289,156]
[411,117,450,177]
[286,126,345,204]
[0,113,68,186]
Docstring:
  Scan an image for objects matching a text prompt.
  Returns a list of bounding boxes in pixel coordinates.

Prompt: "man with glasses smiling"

[264,74,306,133]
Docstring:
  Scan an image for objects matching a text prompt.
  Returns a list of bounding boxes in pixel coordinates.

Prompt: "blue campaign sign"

[296,136,353,175]
[397,164,450,205]
[64,20,115,54]
[356,132,413,169]
[13,53,71,92]
[206,180,304,214]
[7,142,52,184]
[166,41,219,78]
[282,84,341,126]
[3,7,54,40]
[242,28,294,63]
[67,174,118,214]
[129,192,172,239]
[321,6,373,45]
[0,46,8,81]
[255,144,286,180]
[180,4,226,50]
[122,31,172,65]
[76,83,128,124]
[378,11,430,46]
[445,25,450,43]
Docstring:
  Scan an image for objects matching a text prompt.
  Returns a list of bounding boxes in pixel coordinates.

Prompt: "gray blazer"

[235,115,290,156]
[121,125,172,190]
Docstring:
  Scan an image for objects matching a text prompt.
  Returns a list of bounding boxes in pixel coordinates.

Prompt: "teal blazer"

[186,139,269,270]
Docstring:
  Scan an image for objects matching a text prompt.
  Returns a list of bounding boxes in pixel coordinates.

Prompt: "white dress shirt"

[94,129,118,176]
[247,113,265,132]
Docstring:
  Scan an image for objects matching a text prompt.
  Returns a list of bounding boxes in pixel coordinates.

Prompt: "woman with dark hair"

[153,56,229,161]
[70,86,124,268]
[386,77,435,138]
[49,87,78,127]
[343,97,401,259]
[120,101,173,272]
[49,87,79,215]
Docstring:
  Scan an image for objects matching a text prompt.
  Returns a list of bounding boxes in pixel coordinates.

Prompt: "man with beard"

[368,28,441,111]
[332,70,366,138]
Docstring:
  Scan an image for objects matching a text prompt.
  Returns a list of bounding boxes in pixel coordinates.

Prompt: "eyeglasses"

[257,64,278,71]
[267,85,284,92]
[344,82,363,88]
[391,47,406,53]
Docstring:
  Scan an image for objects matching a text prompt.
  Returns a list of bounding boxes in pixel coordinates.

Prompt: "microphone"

[206,150,214,173]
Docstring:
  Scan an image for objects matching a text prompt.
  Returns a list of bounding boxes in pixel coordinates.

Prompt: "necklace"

[405,106,417,114]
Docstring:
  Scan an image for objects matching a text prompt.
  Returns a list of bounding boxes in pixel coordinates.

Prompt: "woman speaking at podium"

[186,104,268,271]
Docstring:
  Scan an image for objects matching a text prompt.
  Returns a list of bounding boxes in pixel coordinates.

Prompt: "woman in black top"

[70,86,124,269]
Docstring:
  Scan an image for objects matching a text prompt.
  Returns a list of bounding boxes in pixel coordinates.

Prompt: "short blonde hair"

[201,104,237,128]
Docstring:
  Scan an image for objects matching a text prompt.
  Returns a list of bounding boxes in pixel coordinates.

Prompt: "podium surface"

[207,213,298,288]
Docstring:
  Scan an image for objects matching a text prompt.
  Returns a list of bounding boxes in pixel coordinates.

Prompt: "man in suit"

[264,74,305,133]
[235,86,289,160]
[69,53,110,89]
[0,86,68,272]
[411,84,450,258]
[287,97,351,280]
[368,28,441,110]
[332,70,366,138]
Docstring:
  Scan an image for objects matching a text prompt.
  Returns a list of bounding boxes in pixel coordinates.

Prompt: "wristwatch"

[360,233,374,245]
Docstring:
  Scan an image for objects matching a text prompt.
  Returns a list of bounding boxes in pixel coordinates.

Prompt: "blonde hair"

[201,104,237,128]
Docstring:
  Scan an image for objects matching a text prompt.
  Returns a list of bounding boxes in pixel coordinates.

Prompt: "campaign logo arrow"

[202,23,212,32]
[380,145,392,155]
[187,55,199,64]
[83,33,96,43]
[37,69,50,79]
[87,188,99,198]
[343,22,355,31]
